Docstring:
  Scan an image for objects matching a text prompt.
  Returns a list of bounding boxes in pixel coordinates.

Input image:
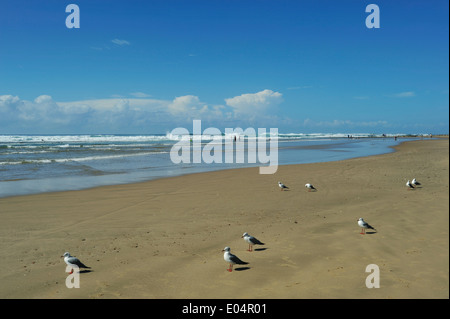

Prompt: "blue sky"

[0,0,448,134]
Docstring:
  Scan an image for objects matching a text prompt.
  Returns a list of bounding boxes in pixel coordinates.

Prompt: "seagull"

[278,181,289,191]
[305,183,316,192]
[242,232,265,252]
[412,178,421,186]
[222,247,248,272]
[406,180,415,190]
[357,218,376,235]
[62,252,91,274]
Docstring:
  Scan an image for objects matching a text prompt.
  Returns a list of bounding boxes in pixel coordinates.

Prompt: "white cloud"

[0,90,283,132]
[18,95,60,121]
[130,92,152,98]
[34,95,53,104]
[0,95,20,112]
[58,98,168,113]
[391,91,415,98]
[168,95,203,115]
[225,89,283,115]
[165,95,228,122]
[111,38,130,46]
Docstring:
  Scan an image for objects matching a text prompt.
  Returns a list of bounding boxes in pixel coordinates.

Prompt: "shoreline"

[0,138,448,298]
[0,136,431,199]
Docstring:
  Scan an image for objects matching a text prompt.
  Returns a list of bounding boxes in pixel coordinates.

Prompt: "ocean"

[0,133,411,198]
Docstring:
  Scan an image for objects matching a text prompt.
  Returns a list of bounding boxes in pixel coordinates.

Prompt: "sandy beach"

[0,138,448,299]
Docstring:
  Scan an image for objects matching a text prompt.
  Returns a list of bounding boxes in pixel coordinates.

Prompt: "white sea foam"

[0,134,173,144]
[0,132,411,144]
[0,151,168,166]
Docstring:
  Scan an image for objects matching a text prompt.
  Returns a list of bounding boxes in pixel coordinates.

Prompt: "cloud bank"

[0,90,283,133]
[0,89,404,133]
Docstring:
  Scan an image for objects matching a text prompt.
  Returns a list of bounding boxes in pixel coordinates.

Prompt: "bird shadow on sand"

[365,231,377,235]
[79,269,93,274]
[254,247,268,252]
[234,267,251,271]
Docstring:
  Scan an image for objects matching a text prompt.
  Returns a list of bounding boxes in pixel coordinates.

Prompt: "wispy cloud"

[391,91,415,98]
[130,92,152,98]
[90,46,106,51]
[286,86,313,90]
[111,38,130,46]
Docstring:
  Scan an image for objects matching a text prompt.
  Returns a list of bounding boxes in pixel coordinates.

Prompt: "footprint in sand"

[279,256,297,268]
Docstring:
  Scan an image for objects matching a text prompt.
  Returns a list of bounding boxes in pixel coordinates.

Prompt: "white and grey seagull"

[222,247,248,272]
[278,181,289,191]
[406,180,415,190]
[242,232,265,252]
[305,183,317,192]
[62,252,91,274]
[357,218,376,235]
[412,178,421,186]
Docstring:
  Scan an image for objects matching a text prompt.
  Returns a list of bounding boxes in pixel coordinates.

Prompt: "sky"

[0,0,448,134]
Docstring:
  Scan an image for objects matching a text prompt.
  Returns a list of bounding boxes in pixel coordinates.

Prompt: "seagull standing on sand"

[412,178,421,186]
[278,181,289,191]
[62,252,91,274]
[357,218,376,235]
[406,180,415,190]
[242,232,265,252]
[222,247,248,272]
[305,183,316,192]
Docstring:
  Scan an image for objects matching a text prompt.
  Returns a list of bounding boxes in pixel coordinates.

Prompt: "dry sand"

[0,138,448,299]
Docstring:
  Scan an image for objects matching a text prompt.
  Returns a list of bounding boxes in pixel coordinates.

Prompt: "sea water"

[0,133,410,198]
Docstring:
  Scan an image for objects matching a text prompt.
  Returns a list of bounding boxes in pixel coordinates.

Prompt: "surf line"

[169,120,279,174]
